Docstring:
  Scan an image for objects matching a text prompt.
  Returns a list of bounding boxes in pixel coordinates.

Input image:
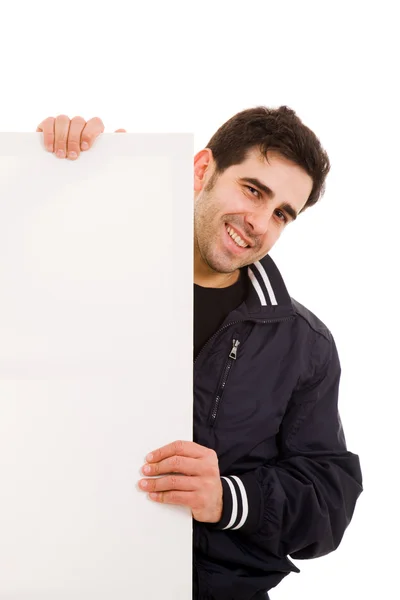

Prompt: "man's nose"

[244,207,274,236]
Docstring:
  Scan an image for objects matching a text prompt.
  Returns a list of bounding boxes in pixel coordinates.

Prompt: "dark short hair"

[206,106,330,212]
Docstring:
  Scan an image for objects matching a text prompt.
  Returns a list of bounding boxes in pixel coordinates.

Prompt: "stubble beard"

[194,188,257,275]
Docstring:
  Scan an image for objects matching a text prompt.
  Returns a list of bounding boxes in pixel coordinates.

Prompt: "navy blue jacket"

[192,254,363,600]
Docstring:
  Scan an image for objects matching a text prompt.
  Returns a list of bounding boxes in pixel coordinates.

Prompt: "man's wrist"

[207,483,224,523]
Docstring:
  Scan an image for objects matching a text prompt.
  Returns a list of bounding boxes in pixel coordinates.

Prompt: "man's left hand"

[138,440,223,523]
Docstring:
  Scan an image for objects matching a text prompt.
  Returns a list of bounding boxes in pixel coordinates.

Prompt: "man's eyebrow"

[241,177,275,198]
[240,177,298,221]
[279,203,298,222]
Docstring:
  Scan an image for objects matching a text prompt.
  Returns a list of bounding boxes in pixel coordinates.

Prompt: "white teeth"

[226,226,248,248]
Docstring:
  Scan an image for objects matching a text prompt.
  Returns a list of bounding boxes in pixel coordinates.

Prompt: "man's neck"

[194,241,241,288]
[194,268,240,289]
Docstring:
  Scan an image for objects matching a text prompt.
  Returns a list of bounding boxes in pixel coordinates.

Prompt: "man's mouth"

[225,224,250,249]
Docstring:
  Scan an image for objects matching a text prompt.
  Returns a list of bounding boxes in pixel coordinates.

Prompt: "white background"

[1,1,398,598]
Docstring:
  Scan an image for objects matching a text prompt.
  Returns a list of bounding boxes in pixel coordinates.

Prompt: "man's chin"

[207,257,248,274]
[201,244,258,275]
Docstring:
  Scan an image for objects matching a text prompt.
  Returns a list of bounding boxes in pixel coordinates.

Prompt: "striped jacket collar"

[243,253,295,318]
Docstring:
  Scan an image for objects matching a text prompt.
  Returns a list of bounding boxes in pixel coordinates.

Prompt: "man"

[37,108,363,600]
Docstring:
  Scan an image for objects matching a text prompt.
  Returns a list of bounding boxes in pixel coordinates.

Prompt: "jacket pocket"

[208,335,240,427]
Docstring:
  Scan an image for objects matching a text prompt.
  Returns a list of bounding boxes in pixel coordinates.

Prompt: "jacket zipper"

[209,337,240,425]
[194,316,295,366]
[194,316,295,426]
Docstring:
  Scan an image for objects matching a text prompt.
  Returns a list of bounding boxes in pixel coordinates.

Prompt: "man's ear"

[194,148,214,192]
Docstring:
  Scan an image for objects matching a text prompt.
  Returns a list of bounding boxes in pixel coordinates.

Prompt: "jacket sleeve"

[208,330,363,560]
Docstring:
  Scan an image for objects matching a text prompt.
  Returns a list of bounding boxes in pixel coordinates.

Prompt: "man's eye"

[245,185,260,198]
[275,210,288,223]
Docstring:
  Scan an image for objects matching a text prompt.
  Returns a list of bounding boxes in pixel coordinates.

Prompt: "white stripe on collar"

[254,261,278,305]
[247,267,267,306]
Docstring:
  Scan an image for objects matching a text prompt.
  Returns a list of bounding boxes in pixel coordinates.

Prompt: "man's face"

[194,148,313,279]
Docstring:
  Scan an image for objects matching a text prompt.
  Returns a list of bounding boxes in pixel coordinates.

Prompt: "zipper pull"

[229,339,240,360]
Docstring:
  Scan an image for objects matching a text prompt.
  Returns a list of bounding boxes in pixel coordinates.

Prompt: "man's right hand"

[36,115,126,160]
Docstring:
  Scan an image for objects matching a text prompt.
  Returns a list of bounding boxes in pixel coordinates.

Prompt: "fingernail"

[47,146,53,152]
[140,480,148,488]
[68,151,77,160]
[56,149,65,158]
[81,142,89,150]
[146,453,153,462]
[149,493,158,500]
[143,465,151,474]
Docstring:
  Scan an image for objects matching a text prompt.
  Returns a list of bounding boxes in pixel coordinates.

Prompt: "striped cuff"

[212,473,263,534]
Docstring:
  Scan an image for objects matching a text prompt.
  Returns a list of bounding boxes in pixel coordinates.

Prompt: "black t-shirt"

[194,269,248,359]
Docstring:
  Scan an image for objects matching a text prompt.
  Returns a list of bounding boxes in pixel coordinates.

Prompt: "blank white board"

[0,133,194,599]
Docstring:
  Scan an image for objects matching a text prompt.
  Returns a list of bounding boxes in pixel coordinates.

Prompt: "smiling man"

[37,107,363,600]
[193,147,311,287]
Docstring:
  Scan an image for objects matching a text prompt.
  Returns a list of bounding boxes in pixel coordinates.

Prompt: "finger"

[139,475,195,493]
[114,128,126,133]
[143,456,201,477]
[54,115,71,158]
[80,117,105,151]
[36,117,55,152]
[67,116,86,160]
[149,490,196,507]
[147,440,208,463]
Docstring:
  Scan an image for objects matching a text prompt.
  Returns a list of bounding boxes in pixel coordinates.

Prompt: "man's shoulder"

[255,254,333,344]
[290,297,332,343]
